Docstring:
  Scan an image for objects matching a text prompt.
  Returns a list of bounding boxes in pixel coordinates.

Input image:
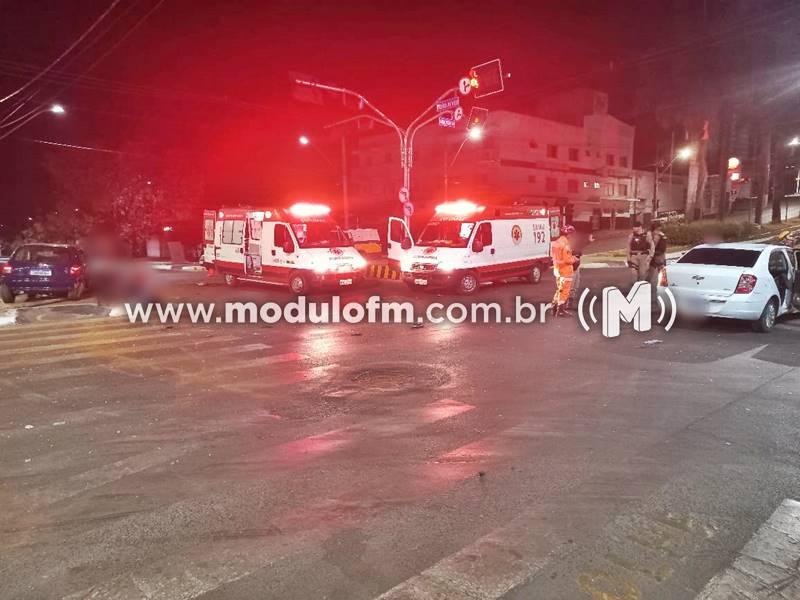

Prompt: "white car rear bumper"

[658,287,767,321]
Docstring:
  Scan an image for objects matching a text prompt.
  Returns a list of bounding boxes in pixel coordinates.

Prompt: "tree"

[37,144,203,254]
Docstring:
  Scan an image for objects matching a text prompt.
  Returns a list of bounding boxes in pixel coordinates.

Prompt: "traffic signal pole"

[297,78,458,229]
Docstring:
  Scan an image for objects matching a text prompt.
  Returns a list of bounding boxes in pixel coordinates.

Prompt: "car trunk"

[666,264,746,297]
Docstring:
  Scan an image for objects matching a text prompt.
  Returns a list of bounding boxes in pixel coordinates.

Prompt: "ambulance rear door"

[202,210,216,265]
[217,215,246,271]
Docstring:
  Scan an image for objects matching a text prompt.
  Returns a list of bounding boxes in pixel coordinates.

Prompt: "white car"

[658,243,800,332]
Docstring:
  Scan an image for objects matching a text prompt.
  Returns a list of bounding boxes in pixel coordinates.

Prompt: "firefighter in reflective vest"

[551,225,579,317]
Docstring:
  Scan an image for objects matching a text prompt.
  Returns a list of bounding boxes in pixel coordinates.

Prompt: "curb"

[149,263,206,272]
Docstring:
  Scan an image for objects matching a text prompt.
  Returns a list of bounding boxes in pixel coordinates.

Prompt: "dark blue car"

[0,244,88,304]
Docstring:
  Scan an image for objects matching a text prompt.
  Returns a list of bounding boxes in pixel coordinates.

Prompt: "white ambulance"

[387,199,560,294]
[202,203,367,294]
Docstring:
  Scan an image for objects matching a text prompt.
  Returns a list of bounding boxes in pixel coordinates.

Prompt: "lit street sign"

[458,77,472,96]
[438,115,456,128]
[436,97,460,112]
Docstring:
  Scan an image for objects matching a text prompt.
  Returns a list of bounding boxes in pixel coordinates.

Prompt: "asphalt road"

[1,268,800,600]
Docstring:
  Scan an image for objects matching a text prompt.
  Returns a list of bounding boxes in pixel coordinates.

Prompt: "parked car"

[658,243,800,332]
[0,243,88,304]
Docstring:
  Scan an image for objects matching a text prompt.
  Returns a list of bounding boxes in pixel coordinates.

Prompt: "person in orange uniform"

[551,224,579,317]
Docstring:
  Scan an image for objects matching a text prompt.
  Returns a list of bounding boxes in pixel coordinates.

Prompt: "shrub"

[662,221,759,247]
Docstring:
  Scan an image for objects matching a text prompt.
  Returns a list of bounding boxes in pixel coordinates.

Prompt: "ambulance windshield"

[417,221,475,248]
[291,222,352,248]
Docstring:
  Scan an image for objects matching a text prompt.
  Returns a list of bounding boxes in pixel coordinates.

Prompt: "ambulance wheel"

[289,271,310,295]
[456,271,479,295]
[224,273,238,287]
[526,265,543,284]
[0,284,14,304]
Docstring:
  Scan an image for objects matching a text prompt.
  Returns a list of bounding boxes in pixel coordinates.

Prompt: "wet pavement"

[1,268,800,599]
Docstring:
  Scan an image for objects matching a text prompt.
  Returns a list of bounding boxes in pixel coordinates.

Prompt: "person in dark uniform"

[627,222,653,282]
[647,221,668,287]
[567,229,595,307]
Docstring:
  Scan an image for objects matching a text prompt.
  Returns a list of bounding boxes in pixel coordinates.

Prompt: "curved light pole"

[444,127,484,200]
[0,104,65,142]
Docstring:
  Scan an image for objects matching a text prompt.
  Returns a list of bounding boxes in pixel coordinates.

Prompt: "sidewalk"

[582,218,800,269]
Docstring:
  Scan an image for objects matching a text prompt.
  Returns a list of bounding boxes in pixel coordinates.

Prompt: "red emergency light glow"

[289,202,331,218]
[434,199,485,216]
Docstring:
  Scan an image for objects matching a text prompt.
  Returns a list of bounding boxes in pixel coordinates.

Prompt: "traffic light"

[467,107,489,130]
[468,59,504,98]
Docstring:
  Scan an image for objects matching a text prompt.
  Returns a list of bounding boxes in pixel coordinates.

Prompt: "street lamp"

[676,146,694,161]
[653,146,693,217]
[467,126,483,141]
[788,136,800,147]
[296,134,350,227]
[50,104,65,115]
[444,128,485,199]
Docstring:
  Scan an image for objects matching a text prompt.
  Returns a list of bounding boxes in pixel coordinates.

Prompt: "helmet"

[560,225,576,236]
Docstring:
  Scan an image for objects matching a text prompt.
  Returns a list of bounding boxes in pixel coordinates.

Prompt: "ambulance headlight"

[352,254,367,270]
[437,260,456,273]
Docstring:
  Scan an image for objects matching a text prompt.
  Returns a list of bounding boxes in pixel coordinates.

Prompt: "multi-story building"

[348,90,681,230]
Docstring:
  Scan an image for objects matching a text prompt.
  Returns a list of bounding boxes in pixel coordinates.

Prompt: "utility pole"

[717,111,732,221]
[340,136,349,229]
[299,60,504,229]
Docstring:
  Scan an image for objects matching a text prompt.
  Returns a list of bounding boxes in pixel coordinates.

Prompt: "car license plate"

[339,278,352,286]
[414,278,428,286]
[30,269,51,277]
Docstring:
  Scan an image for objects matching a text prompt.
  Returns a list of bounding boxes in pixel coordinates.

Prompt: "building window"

[620,156,629,168]
[568,148,579,161]
[546,144,558,159]
[528,175,537,184]
[593,182,601,189]
[546,177,558,192]
[529,140,538,149]
[619,183,628,196]
[606,154,615,166]
[567,179,578,193]
[604,183,615,196]
[583,181,590,188]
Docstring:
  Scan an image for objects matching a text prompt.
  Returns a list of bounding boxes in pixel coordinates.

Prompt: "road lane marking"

[3,330,185,357]
[695,498,800,599]
[25,443,198,509]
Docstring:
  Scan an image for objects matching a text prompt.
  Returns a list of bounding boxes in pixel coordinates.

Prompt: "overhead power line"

[0,0,124,104]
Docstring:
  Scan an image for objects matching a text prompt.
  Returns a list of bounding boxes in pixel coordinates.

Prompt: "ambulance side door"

[244,217,263,276]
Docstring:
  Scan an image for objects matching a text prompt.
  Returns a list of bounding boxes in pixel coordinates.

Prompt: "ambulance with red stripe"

[202,203,367,294]
[387,200,560,294]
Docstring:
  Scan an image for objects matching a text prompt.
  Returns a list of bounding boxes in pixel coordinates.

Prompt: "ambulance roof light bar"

[434,199,485,216]
[288,202,331,218]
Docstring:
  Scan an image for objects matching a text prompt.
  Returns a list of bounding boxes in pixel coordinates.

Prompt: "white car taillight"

[734,274,757,294]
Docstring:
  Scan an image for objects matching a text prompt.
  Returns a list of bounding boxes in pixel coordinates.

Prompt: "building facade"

[348,90,685,230]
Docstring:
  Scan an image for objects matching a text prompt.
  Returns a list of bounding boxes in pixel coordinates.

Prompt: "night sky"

[0,0,795,234]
